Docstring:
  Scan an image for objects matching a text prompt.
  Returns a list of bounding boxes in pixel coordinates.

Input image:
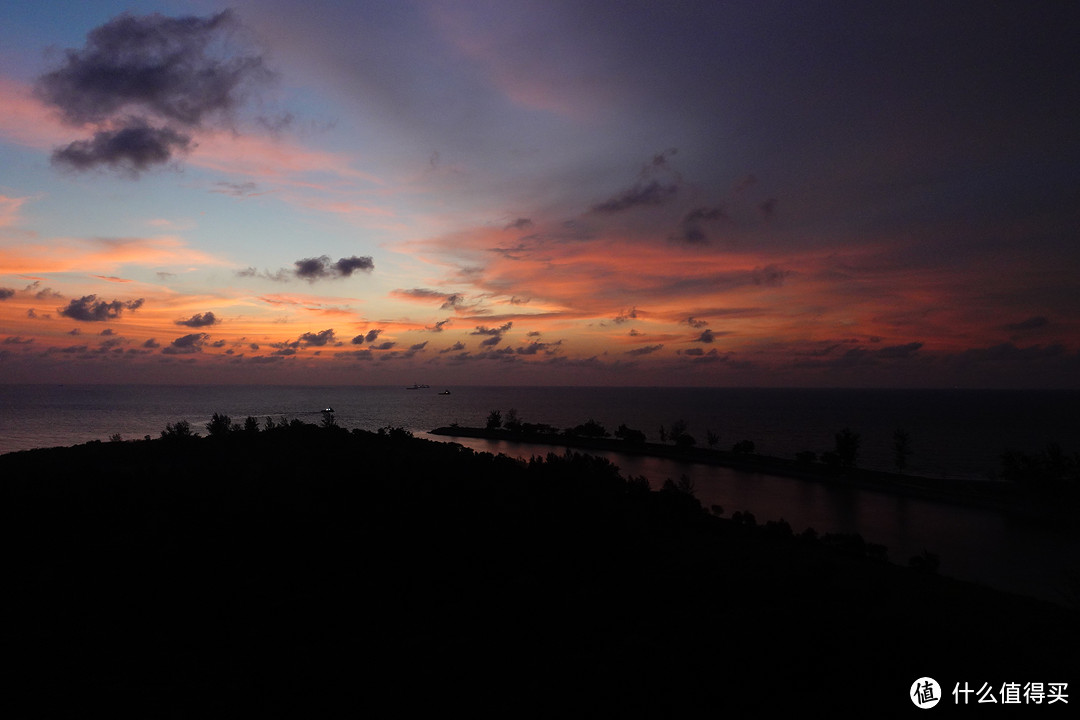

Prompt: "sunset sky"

[2,1,1078,387]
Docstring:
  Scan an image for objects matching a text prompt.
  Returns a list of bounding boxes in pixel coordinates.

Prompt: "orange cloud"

[0,235,226,275]
[190,130,383,187]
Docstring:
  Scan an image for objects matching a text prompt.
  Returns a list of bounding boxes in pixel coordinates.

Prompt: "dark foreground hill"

[2,422,1076,717]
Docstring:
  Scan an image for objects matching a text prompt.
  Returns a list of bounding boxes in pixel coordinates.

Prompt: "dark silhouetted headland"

[3,417,1077,716]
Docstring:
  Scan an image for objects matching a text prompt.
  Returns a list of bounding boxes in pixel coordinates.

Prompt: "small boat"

[323,407,334,413]
[438,390,451,395]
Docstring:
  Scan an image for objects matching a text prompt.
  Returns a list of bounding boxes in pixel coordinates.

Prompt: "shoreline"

[430,425,1030,513]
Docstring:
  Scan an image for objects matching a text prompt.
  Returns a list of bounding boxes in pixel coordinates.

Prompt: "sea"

[1,385,1076,478]
[2,384,1078,603]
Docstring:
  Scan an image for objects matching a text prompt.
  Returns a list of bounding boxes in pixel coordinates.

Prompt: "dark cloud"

[409,342,429,352]
[694,329,715,343]
[689,349,727,364]
[471,322,512,347]
[299,329,335,346]
[441,342,466,353]
[371,341,396,351]
[612,308,638,324]
[671,206,728,244]
[68,329,82,336]
[143,338,160,349]
[591,180,678,214]
[591,150,682,214]
[333,256,376,276]
[32,284,63,300]
[752,265,791,287]
[294,256,333,279]
[951,343,1072,367]
[161,332,208,354]
[36,11,262,126]
[58,295,144,322]
[3,336,34,345]
[626,344,663,356]
[505,218,533,231]
[36,10,269,173]
[350,328,382,345]
[0,288,14,300]
[441,294,465,310]
[176,311,218,327]
[394,288,461,308]
[758,198,777,218]
[240,255,375,283]
[515,340,561,356]
[471,322,512,336]
[686,316,709,329]
[426,319,450,332]
[794,342,925,369]
[51,120,193,175]
[1001,316,1049,332]
[875,342,924,359]
[294,255,375,281]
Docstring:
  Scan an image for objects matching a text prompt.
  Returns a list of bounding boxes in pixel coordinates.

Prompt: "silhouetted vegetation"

[1000,443,1080,498]
[731,439,755,454]
[206,411,232,437]
[668,418,695,447]
[614,423,647,446]
[835,427,860,468]
[160,419,197,440]
[894,427,912,474]
[504,407,522,432]
[567,418,609,438]
[2,416,1077,716]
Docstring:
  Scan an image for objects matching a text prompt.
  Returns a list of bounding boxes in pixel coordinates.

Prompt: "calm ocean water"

[2,384,1079,602]
[1,385,1077,479]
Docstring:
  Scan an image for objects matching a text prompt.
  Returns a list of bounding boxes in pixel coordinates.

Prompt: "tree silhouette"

[206,412,232,437]
[835,428,860,469]
[614,424,646,446]
[504,408,522,433]
[894,428,912,473]
[161,420,197,440]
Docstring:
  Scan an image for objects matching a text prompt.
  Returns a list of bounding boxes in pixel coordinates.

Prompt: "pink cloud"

[0,76,74,149]
[0,235,226,275]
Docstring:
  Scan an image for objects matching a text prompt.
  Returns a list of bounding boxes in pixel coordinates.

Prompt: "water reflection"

[430,434,1078,605]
